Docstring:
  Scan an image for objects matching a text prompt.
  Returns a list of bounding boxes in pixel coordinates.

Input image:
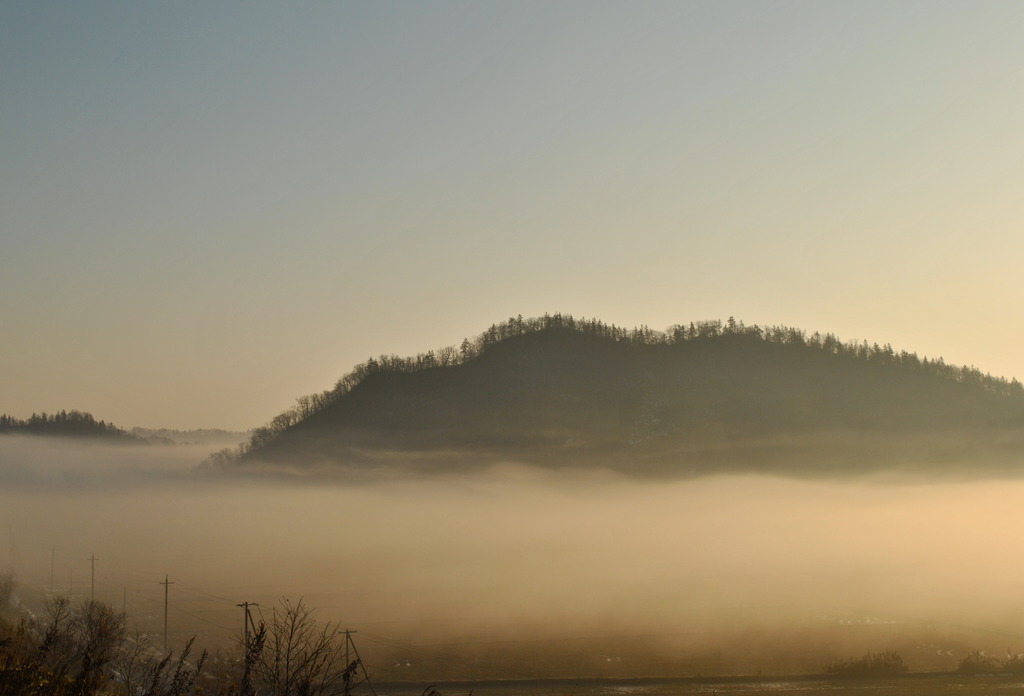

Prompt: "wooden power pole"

[342,630,376,696]
[88,553,98,601]
[160,574,174,649]
[237,602,260,694]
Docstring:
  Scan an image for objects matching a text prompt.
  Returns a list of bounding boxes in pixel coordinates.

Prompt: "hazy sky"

[3,1,1024,431]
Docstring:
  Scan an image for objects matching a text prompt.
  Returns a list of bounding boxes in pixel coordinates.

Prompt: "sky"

[3,1,1024,431]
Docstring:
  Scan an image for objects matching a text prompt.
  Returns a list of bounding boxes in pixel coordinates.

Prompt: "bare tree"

[112,629,155,696]
[113,630,206,696]
[0,573,15,618]
[2,596,127,696]
[64,600,127,694]
[113,632,206,696]
[252,599,348,696]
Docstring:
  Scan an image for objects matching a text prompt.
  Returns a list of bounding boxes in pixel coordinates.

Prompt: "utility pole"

[237,602,259,650]
[160,574,174,650]
[50,546,55,594]
[342,630,376,696]
[237,602,259,694]
[88,553,98,601]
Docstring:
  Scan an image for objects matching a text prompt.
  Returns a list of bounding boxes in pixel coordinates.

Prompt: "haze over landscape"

[5,2,1024,691]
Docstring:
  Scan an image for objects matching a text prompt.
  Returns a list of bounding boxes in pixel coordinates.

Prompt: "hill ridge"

[0,409,142,442]
[205,315,1024,477]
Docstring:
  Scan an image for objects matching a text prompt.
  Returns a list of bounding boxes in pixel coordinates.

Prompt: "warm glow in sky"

[3,1,1024,430]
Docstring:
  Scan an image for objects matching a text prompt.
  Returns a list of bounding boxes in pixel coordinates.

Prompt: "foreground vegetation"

[827,650,908,678]
[6,577,1024,695]
[0,578,369,696]
[957,649,1024,675]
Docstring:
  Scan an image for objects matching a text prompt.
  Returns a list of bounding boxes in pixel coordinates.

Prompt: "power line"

[174,581,235,605]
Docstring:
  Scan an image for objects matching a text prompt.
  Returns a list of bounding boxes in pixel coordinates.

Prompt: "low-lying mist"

[3,434,1024,679]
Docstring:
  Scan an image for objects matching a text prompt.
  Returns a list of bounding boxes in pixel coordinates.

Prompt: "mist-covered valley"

[4,434,1024,681]
[10,0,1024,689]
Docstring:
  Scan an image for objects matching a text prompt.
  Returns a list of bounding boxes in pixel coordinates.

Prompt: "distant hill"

[208,315,1024,477]
[0,410,143,442]
[129,427,248,447]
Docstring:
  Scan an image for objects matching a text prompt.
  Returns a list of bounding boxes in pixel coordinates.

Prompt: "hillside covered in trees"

[0,410,141,442]
[207,315,1024,478]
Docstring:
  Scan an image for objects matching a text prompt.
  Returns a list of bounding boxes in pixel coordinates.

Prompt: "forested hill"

[0,410,141,442]
[209,315,1024,477]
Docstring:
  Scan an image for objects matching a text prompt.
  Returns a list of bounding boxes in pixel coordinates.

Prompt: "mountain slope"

[215,317,1024,477]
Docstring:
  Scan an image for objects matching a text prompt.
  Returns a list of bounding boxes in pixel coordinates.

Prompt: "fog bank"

[3,436,1024,678]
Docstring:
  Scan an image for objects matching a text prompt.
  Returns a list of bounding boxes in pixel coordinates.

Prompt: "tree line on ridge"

[210,314,1024,466]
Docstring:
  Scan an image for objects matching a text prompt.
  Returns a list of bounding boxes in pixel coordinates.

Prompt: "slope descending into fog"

[228,323,1024,477]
